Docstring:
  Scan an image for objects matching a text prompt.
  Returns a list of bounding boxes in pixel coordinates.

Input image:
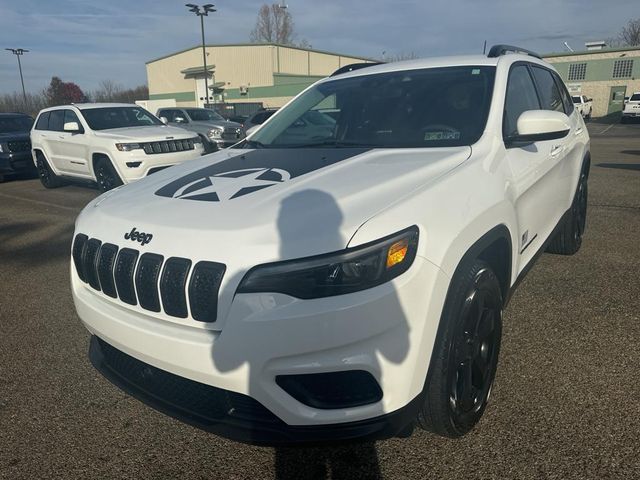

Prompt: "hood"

[78,146,470,265]
[190,120,243,130]
[92,125,195,141]
[0,132,30,142]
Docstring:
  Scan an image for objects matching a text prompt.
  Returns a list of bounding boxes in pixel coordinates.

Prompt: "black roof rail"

[331,62,384,77]
[487,44,542,60]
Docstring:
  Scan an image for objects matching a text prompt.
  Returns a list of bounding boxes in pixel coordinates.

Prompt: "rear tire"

[417,260,503,438]
[546,170,588,255]
[94,157,123,193]
[35,152,64,188]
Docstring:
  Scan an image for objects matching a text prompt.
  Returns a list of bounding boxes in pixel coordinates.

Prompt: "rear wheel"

[417,260,503,438]
[546,170,588,255]
[94,157,123,192]
[35,152,64,188]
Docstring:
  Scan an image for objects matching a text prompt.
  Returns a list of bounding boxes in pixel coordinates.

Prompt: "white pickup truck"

[572,95,593,119]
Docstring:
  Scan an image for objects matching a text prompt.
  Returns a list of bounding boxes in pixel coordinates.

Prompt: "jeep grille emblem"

[124,227,153,246]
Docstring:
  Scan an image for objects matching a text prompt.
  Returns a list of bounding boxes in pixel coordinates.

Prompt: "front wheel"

[417,260,503,438]
[94,157,123,192]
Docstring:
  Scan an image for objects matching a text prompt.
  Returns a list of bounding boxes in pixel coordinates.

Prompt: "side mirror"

[245,125,259,136]
[63,121,82,133]
[160,116,168,124]
[508,110,570,145]
[175,116,186,124]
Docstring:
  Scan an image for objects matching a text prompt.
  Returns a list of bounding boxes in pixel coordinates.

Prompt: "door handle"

[550,145,564,156]
[575,127,583,136]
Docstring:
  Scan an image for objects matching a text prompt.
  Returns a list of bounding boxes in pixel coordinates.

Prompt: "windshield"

[81,107,162,131]
[242,66,495,149]
[572,96,582,103]
[185,109,225,122]
[0,116,33,133]
[630,94,640,102]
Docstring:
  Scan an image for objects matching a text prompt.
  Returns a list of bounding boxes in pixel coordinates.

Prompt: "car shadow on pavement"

[0,220,74,267]
[210,188,412,479]
[596,162,640,171]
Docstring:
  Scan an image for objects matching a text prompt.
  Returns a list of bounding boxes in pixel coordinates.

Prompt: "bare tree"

[250,4,295,44]
[620,18,640,46]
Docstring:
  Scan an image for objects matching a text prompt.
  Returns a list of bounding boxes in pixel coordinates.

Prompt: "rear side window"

[530,67,564,113]
[503,65,541,138]
[48,110,65,132]
[35,112,50,130]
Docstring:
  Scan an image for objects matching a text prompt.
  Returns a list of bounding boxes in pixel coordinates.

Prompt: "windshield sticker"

[424,131,461,141]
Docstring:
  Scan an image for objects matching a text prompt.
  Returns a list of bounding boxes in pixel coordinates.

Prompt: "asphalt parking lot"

[1,122,639,480]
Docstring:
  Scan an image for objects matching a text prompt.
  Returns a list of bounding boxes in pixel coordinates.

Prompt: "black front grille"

[96,337,281,425]
[73,234,225,322]
[114,248,139,305]
[7,140,31,152]
[160,257,192,318]
[135,253,164,312]
[189,261,226,322]
[222,128,243,141]
[142,139,194,155]
[97,243,119,298]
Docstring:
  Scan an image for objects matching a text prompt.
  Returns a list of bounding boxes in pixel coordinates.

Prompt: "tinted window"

[630,93,640,101]
[572,96,581,103]
[158,110,175,121]
[503,65,541,138]
[246,66,496,148]
[64,110,82,127]
[0,115,33,133]
[35,112,51,130]
[552,71,574,115]
[531,67,564,112]
[80,107,162,130]
[185,109,224,122]
[48,110,65,132]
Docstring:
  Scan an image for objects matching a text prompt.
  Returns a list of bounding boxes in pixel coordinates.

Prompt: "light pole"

[185,4,216,108]
[5,48,29,106]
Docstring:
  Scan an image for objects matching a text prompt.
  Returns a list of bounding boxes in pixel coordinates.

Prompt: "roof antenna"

[563,42,574,52]
[483,40,487,55]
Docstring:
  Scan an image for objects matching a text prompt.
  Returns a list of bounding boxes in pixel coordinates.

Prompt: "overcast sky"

[0,0,636,94]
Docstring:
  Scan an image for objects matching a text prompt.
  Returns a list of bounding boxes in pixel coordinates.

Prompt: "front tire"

[94,157,123,193]
[417,260,503,438]
[35,152,64,188]
[546,170,588,255]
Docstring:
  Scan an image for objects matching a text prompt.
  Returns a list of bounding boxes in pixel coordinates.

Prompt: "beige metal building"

[146,43,374,112]
[544,46,640,118]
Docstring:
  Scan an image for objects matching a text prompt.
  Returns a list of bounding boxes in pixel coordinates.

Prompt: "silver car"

[157,107,244,152]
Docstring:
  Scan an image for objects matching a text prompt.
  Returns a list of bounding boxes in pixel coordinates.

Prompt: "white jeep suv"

[31,103,204,192]
[71,46,590,444]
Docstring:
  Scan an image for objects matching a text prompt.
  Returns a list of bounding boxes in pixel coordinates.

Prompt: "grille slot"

[84,239,102,291]
[188,261,226,322]
[7,140,31,152]
[114,248,139,305]
[72,234,89,283]
[160,257,192,318]
[97,243,119,298]
[135,253,164,312]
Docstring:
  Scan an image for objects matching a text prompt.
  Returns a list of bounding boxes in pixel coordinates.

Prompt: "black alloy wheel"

[418,260,503,438]
[95,158,123,192]
[36,152,63,188]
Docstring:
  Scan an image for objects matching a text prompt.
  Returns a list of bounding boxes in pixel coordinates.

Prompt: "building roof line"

[146,43,377,65]
[542,45,640,58]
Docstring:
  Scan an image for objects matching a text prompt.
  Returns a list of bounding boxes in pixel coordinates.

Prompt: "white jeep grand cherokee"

[31,103,204,192]
[71,45,590,445]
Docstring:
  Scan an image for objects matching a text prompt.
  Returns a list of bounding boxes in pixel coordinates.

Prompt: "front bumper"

[90,335,422,445]
[115,145,205,183]
[0,151,35,175]
[73,251,450,442]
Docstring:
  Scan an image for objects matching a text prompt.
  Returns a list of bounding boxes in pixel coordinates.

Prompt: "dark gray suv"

[157,107,244,152]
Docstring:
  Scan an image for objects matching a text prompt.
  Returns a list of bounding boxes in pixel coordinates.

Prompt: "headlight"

[237,226,419,299]
[115,143,142,152]
[0,143,5,153]
[207,127,223,139]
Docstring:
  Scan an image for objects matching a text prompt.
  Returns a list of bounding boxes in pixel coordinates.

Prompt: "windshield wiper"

[242,139,268,149]
[289,139,382,148]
